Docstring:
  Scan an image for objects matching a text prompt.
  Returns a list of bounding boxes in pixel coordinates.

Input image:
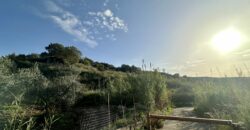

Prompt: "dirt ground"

[117,107,218,130]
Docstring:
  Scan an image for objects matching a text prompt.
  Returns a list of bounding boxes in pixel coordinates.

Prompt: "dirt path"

[159,107,215,130]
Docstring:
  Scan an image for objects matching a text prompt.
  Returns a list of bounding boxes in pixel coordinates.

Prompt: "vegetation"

[167,77,250,129]
[166,78,194,107]
[0,43,171,129]
[2,43,249,130]
[192,78,250,129]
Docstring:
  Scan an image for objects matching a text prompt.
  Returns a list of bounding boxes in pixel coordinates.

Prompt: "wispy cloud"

[186,59,206,67]
[44,1,97,47]
[40,1,128,47]
[166,59,206,73]
[233,49,250,57]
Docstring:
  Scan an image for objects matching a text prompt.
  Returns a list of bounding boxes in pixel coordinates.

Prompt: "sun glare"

[212,27,243,53]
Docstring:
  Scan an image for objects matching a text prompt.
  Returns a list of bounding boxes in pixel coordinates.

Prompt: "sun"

[211,27,243,53]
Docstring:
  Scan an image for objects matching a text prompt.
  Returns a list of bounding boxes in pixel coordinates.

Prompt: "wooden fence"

[147,113,245,130]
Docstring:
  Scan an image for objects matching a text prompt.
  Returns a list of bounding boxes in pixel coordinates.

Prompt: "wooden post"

[147,112,151,130]
[108,93,110,129]
[149,114,233,125]
[133,96,136,130]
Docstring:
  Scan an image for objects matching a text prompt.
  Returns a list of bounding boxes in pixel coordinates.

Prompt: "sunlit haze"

[212,27,244,53]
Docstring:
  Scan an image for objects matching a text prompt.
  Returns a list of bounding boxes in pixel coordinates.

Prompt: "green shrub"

[193,80,250,129]
[172,86,194,107]
[75,91,107,106]
[128,71,170,111]
[115,118,129,128]
[155,119,164,129]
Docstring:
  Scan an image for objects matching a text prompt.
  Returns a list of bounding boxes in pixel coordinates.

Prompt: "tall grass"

[192,78,250,129]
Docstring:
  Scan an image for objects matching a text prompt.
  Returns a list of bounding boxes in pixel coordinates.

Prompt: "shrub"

[128,71,170,111]
[114,118,129,128]
[193,79,250,129]
[172,86,194,107]
[74,91,107,107]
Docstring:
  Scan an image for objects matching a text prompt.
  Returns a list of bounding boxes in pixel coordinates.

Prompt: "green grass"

[168,77,250,129]
[187,78,250,129]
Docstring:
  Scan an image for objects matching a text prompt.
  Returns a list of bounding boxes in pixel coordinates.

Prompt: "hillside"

[0,43,172,130]
[1,43,249,130]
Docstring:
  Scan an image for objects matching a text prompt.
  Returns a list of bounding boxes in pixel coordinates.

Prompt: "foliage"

[107,76,133,106]
[75,91,107,106]
[191,78,250,129]
[0,43,173,129]
[116,64,141,73]
[167,78,195,107]
[79,57,93,66]
[172,86,194,107]
[131,71,169,111]
[114,118,129,128]
[0,58,63,129]
[79,71,108,89]
[1,94,36,130]
[0,59,47,105]
[151,119,164,129]
[44,43,82,65]
[166,77,250,129]
[43,114,60,130]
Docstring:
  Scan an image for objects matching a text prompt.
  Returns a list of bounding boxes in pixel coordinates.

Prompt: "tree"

[63,46,81,64]
[173,73,180,78]
[45,43,64,57]
[44,43,81,65]
[117,64,140,72]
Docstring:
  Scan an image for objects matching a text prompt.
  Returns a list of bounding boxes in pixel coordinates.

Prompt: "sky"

[1,0,250,77]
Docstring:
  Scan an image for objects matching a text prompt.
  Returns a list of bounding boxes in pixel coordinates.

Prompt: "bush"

[128,71,170,111]
[193,80,250,129]
[114,118,129,128]
[172,86,194,107]
[75,91,107,107]
[45,43,81,65]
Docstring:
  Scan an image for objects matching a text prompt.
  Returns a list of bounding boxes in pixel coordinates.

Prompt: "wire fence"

[73,105,144,130]
[76,106,117,130]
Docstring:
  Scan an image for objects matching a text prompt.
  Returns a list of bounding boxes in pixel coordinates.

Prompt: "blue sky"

[1,0,250,76]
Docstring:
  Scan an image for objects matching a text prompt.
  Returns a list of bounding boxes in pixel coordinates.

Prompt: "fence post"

[108,93,110,129]
[133,96,136,130]
[147,113,151,130]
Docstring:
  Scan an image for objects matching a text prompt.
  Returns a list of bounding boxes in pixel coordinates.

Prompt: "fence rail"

[147,113,245,130]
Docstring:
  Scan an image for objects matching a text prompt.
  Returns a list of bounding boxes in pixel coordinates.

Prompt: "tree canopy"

[45,43,82,64]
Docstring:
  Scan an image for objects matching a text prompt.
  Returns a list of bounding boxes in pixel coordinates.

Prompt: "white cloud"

[104,9,113,17]
[40,1,128,47]
[45,1,64,13]
[44,1,97,48]
[89,9,128,32]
